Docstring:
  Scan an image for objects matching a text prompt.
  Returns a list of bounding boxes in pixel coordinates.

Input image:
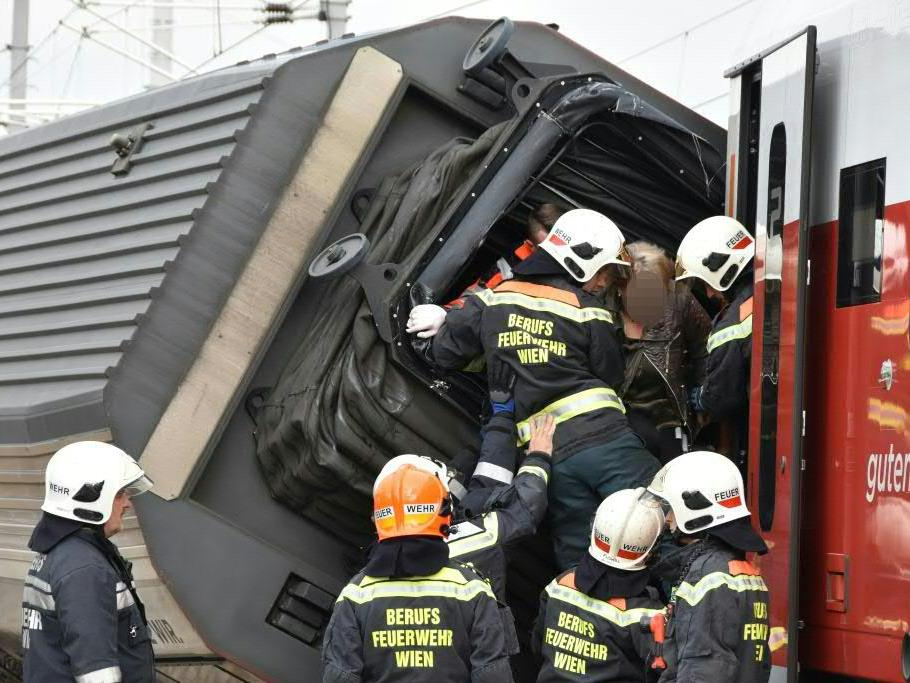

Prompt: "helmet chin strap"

[671,527,704,545]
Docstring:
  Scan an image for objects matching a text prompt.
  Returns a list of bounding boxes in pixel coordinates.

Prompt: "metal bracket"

[308,233,399,343]
[109,122,153,176]
[459,17,574,112]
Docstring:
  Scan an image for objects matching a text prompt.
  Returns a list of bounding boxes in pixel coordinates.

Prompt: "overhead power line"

[189,0,313,71]
[60,21,178,81]
[617,0,760,65]
[72,0,199,74]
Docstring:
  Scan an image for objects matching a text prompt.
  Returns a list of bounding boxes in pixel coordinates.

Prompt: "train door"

[725,27,817,682]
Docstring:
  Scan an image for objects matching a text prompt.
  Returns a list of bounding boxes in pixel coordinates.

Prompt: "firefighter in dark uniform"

[22,441,156,683]
[321,455,513,683]
[442,358,555,657]
[674,216,755,470]
[531,487,665,682]
[407,209,660,570]
[446,358,553,604]
[645,450,771,682]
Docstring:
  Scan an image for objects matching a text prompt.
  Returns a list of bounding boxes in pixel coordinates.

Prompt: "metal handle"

[879,359,895,391]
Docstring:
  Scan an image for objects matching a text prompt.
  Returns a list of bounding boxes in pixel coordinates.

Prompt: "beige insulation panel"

[141,45,405,500]
[0,431,211,660]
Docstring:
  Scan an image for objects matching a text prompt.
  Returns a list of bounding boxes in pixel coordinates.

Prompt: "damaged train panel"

[0,16,724,681]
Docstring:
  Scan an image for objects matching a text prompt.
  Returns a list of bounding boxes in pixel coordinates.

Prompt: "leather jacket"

[615,287,711,432]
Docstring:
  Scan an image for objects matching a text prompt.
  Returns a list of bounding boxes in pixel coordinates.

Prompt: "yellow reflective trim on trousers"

[674,571,768,606]
[476,289,613,324]
[339,577,495,604]
[515,388,625,445]
[545,581,661,627]
[706,314,753,353]
[447,512,500,558]
[517,465,549,484]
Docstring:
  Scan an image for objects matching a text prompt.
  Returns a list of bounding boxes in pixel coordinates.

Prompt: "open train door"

[724,26,817,683]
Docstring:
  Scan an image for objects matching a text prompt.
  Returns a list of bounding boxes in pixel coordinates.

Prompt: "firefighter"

[321,455,513,683]
[645,450,770,683]
[531,488,665,682]
[447,204,565,310]
[674,216,754,466]
[446,358,555,605]
[22,441,156,683]
[441,358,555,657]
[408,208,660,569]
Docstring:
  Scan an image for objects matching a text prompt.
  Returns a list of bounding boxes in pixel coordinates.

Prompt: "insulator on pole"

[262,2,293,24]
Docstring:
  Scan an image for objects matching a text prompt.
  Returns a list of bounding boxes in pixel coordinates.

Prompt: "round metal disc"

[462,17,515,76]
[308,233,370,279]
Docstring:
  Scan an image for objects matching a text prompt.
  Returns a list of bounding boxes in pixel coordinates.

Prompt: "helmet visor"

[124,474,154,497]
[637,489,671,517]
[674,257,690,280]
[614,243,632,266]
[422,456,449,484]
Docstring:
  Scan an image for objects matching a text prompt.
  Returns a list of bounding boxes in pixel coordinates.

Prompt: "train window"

[758,122,785,531]
[836,159,886,307]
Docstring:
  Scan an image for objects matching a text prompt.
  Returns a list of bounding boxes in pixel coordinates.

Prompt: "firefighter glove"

[487,357,516,415]
[406,304,447,338]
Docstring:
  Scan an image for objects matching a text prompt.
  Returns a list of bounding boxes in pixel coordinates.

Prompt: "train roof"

[0,16,722,451]
[0,16,727,680]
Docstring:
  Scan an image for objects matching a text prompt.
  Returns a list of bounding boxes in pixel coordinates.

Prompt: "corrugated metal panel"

[0,65,282,671]
[0,68,273,427]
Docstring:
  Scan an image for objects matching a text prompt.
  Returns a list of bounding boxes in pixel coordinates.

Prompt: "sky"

[0,0,819,133]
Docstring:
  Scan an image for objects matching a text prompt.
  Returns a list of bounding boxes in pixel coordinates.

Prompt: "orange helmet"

[373,455,452,541]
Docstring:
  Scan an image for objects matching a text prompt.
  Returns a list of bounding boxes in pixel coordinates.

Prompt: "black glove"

[487,357,516,415]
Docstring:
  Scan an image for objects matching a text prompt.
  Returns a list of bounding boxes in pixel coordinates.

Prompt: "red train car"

[725,1,910,679]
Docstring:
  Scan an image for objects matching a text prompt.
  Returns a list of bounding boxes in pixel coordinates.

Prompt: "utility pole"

[149,0,174,88]
[320,0,350,40]
[7,0,30,131]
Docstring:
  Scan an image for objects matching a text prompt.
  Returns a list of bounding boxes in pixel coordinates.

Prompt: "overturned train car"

[0,17,725,681]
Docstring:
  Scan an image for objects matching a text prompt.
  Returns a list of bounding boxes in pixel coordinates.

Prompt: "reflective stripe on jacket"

[515,388,624,446]
[701,283,754,420]
[432,276,628,461]
[21,530,155,683]
[531,570,662,682]
[657,539,770,683]
[322,560,513,683]
[446,451,550,601]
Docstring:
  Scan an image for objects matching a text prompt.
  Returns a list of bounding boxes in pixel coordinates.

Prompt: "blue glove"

[492,398,515,415]
[688,386,705,413]
[488,357,517,415]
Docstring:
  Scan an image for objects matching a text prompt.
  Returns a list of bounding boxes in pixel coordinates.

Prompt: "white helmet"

[588,487,665,571]
[42,441,153,524]
[647,451,750,535]
[373,454,450,495]
[539,208,630,283]
[675,216,754,292]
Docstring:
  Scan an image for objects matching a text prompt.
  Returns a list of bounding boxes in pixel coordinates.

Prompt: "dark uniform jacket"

[701,282,754,420]
[531,569,662,682]
[447,408,550,603]
[322,559,513,683]
[656,538,770,683]
[448,448,550,658]
[432,276,628,461]
[22,516,155,683]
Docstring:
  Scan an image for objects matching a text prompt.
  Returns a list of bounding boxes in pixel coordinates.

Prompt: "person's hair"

[527,203,566,237]
[626,241,674,289]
